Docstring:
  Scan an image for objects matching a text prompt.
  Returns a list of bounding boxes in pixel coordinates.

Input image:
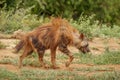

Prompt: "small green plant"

[0,41,7,49]
[91,47,99,50]
[0,58,18,65]
[22,58,40,67]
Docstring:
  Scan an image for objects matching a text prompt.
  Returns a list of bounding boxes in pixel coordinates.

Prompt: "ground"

[0,36,120,79]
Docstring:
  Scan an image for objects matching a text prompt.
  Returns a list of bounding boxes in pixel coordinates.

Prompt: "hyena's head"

[73,33,90,53]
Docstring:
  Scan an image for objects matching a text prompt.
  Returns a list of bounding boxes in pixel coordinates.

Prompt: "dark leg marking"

[58,44,74,67]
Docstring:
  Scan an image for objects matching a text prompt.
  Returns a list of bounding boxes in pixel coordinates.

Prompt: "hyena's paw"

[50,65,60,69]
[65,62,70,67]
[42,65,50,69]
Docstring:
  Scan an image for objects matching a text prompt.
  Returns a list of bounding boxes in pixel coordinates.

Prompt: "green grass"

[70,15,120,38]
[73,51,120,65]
[0,9,46,34]
[0,51,120,67]
[1,9,120,38]
[0,41,7,49]
[93,51,120,65]
[92,71,120,80]
[0,51,120,80]
[75,67,110,72]
[21,69,76,80]
[0,68,20,80]
[0,54,41,67]
[0,58,18,67]
[0,67,119,80]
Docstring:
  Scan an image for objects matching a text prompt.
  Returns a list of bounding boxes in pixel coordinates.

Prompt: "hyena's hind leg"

[19,45,33,68]
[58,44,74,67]
[29,36,47,68]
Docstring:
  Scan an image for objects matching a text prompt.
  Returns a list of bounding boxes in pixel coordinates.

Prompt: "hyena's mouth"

[80,47,90,53]
[78,45,90,53]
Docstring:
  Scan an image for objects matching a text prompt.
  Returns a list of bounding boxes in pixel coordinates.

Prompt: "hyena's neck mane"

[50,18,74,46]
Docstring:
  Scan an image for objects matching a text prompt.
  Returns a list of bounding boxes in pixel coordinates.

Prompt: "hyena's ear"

[79,33,84,40]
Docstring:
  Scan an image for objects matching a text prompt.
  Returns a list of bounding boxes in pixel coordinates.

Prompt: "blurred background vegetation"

[0,0,120,38]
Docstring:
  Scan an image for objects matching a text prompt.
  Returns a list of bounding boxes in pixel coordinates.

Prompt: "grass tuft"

[0,41,7,49]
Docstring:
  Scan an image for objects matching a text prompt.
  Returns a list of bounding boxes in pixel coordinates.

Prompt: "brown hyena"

[14,18,90,69]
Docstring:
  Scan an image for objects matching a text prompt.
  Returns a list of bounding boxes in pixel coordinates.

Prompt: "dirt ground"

[0,37,120,75]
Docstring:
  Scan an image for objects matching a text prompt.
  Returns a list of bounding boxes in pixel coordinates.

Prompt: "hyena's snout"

[80,45,90,53]
[79,41,90,53]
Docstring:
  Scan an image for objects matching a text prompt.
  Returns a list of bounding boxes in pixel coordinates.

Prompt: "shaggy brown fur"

[14,17,90,69]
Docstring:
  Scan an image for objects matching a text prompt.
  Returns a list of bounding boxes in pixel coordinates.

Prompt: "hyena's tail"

[14,40,25,53]
[14,36,40,53]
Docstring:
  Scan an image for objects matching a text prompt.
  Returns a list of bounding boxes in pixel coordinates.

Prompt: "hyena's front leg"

[37,50,48,68]
[50,47,59,69]
[58,45,74,67]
